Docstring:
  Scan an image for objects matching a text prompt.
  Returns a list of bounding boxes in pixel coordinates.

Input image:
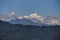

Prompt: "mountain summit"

[29,13,39,17]
[23,13,43,19]
[0,12,60,26]
[0,12,18,21]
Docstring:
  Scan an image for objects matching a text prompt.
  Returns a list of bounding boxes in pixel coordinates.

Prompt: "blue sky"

[0,0,60,17]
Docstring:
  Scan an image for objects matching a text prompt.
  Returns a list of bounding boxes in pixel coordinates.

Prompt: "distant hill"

[0,20,60,40]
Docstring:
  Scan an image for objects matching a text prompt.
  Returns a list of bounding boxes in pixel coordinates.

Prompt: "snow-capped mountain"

[0,12,60,26]
[0,12,18,21]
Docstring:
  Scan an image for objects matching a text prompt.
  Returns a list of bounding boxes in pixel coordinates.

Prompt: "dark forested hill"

[0,20,60,40]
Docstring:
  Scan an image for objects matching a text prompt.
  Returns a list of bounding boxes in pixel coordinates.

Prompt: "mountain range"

[0,12,60,26]
[0,13,60,40]
[0,19,60,40]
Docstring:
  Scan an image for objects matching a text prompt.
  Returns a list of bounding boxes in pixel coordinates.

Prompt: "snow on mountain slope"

[21,13,60,25]
[9,18,42,26]
[0,12,60,26]
[0,12,18,21]
[43,16,60,25]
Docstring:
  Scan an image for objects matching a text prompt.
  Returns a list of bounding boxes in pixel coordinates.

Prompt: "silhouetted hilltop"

[0,20,12,25]
[0,20,60,40]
